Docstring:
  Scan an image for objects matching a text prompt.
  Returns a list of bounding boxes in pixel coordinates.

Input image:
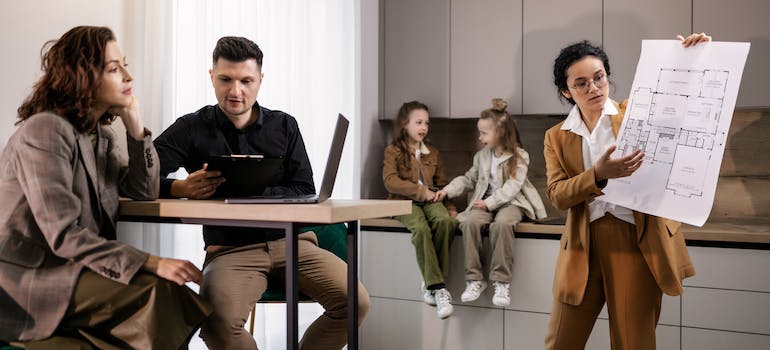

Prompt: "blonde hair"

[480,98,523,177]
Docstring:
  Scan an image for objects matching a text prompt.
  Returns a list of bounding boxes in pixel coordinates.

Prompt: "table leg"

[286,223,299,350]
[346,220,359,350]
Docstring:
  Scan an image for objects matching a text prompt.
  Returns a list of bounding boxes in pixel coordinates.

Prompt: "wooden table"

[118,198,411,350]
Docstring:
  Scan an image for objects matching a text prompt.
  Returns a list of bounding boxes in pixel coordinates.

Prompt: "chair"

[248,223,349,334]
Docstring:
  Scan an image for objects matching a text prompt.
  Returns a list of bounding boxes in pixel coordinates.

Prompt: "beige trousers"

[457,205,523,283]
[199,232,370,350]
[545,214,663,350]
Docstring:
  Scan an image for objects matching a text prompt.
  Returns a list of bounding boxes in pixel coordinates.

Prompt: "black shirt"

[154,104,315,247]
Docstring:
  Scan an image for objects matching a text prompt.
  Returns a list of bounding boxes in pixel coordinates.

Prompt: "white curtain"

[167,1,356,349]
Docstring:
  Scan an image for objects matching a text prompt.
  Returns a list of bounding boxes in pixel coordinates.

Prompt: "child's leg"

[457,208,493,281]
[422,202,459,278]
[396,203,445,288]
[488,205,523,283]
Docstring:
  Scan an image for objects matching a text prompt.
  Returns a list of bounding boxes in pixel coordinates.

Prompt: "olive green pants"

[14,270,211,350]
[396,202,459,288]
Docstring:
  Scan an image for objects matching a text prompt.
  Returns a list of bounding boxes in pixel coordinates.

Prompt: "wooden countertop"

[361,217,770,246]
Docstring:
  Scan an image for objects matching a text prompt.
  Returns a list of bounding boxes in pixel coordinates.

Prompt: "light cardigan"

[442,147,547,220]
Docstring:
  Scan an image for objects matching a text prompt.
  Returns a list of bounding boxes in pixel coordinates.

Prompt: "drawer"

[683,287,770,335]
[682,327,770,350]
[361,296,505,350]
[685,246,770,292]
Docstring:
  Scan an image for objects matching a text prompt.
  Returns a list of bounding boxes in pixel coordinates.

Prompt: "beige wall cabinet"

[694,0,770,108]
[602,0,691,102]
[383,0,450,119]
[521,0,602,115]
[450,0,523,117]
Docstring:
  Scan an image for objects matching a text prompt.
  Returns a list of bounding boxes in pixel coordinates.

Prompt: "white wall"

[0,0,126,147]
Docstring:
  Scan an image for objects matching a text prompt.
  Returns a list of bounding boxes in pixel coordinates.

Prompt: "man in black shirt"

[154,36,369,350]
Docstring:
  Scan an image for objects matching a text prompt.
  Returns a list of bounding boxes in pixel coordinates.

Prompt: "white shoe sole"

[492,297,510,306]
[437,305,453,319]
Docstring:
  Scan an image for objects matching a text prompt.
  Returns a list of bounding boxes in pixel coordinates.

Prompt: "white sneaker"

[421,282,436,306]
[434,288,454,319]
[492,282,511,306]
[460,280,488,302]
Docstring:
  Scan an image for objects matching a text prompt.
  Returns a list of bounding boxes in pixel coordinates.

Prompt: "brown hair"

[17,26,117,132]
[391,101,429,171]
[480,98,523,177]
[212,36,263,68]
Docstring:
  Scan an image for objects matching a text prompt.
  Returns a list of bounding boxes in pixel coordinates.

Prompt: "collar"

[488,147,513,162]
[215,102,263,131]
[560,98,618,135]
[415,142,430,155]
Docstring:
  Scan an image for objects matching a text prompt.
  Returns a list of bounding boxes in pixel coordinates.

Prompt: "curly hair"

[480,98,523,177]
[553,40,611,105]
[17,26,117,132]
[391,101,430,171]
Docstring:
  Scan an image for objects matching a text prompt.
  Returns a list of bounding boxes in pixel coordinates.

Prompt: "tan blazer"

[383,142,450,202]
[544,100,695,306]
[0,113,159,341]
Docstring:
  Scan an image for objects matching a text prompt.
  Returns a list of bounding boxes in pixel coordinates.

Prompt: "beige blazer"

[442,147,547,220]
[0,112,159,341]
[544,100,695,306]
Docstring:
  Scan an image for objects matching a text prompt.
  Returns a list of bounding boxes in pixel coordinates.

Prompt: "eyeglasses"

[569,73,608,93]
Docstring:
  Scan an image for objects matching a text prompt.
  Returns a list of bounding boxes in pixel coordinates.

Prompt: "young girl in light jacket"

[437,99,546,306]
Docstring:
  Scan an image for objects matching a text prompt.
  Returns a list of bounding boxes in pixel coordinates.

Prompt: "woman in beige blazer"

[543,33,711,349]
[0,26,210,349]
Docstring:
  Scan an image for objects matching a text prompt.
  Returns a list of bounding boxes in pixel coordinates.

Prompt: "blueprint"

[602,40,750,226]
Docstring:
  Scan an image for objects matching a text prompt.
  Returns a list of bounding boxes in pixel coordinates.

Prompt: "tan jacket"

[0,113,159,341]
[544,100,695,306]
[442,147,547,220]
[383,142,449,202]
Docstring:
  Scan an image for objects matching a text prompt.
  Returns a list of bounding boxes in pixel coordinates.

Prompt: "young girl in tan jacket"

[382,101,459,319]
[438,99,546,306]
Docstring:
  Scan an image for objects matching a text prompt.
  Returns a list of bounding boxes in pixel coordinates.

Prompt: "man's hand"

[594,145,644,181]
[143,255,202,286]
[170,164,225,199]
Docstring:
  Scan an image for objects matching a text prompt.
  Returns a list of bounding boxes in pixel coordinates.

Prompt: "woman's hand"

[108,95,146,141]
[170,164,225,199]
[472,199,488,211]
[594,145,644,181]
[676,32,712,47]
[143,255,203,286]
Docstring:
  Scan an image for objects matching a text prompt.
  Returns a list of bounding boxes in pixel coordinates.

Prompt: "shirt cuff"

[160,178,175,198]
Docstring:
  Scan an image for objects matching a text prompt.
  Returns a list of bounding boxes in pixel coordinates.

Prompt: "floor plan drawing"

[602,40,750,226]
[616,68,729,199]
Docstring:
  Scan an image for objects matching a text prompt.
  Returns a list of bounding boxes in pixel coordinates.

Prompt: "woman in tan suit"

[543,33,711,349]
[0,26,210,349]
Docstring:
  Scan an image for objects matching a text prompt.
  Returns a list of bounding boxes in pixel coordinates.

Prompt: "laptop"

[224,114,349,204]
